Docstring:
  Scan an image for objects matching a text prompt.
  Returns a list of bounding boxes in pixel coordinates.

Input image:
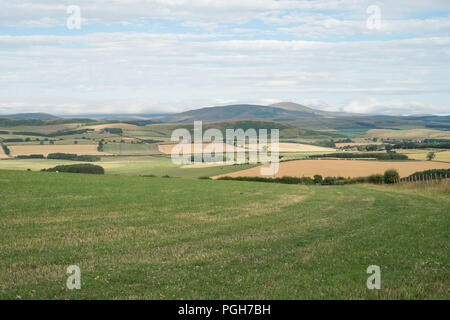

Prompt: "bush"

[368,174,384,184]
[217,176,314,185]
[384,169,399,184]
[322,176,337,185]
[42,164,104,174]
[1,144,10,155]
[309,152,408,160]
[426,152,436,161]
[313,174,323,184]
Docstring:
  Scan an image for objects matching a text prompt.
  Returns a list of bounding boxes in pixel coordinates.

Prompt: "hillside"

[0,113,59,120]
[161,104,324,123]
[133,120,342,141]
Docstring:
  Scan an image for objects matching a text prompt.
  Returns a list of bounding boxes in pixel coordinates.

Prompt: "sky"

[1,0,450,116]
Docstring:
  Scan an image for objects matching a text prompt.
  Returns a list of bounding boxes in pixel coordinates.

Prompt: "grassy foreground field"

[0,170,448,299]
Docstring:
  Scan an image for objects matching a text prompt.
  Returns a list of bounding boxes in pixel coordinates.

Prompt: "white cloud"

[342,99,449,116]
[0,1,449,115]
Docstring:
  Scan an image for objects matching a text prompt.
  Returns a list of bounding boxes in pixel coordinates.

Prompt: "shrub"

[42,164,104,175]
[426,152,436,161]
[313,174,323,184]
[47,153,100,162]
[309,152,408,160]
[368,174,384,184]
[217,176,314,185]
[384,169,399,184]
[1,144,10,155]
[322,176,337,185]
[16,154,45,159]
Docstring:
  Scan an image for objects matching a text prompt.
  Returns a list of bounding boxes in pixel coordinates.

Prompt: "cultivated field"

[159,142,334,155]
[364,129,450,140]
[0,170,448,299]
[397,149,450,162]
[0,123,82,135]
[158,143,247,155]
[214,159,450,179]
[103,143,160,155]
[8,144,112,157]
[335,142,382,148]
[247,143,335,152]
[84,123,141,131]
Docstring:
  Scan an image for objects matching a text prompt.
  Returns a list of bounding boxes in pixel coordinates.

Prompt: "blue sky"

[1,0,450,115]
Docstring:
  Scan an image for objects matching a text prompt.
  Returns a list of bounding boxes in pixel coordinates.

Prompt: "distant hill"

[270,102,363,117]
[65,113,171,121]
[0,113,59,120]
[269,102,330,116]
[161,104,324,123]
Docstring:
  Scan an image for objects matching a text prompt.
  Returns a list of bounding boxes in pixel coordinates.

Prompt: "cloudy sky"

[1,0,450,115]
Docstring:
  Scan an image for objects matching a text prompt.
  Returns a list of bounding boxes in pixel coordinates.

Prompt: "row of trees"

[309,152,408,160]
[218,170,401,186]
[42,164,104,174]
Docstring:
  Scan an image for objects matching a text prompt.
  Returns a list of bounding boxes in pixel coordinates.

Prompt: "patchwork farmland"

[8,145,112,157]
[0,112,449,301]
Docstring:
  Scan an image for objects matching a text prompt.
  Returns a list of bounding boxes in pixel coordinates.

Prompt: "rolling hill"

[0,113,59,120]
[161,104,324,123]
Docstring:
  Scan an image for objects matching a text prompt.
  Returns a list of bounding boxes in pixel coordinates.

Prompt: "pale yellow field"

[213,159,450,179]
[85,123,140,130]
[0,123,81,134]
[158,143,247,155]
[247,143,335,152]
[397,149,450,162]
[159,142,334,155]
[435,151,450,162]
[9,145,112,157]
[365,129,450,140]
[335,142,382,148]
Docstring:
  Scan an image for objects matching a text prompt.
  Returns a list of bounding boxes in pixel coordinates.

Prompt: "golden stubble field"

[159,142,334,155]
[158,143,247,155]
[8,144,112,157]
[397,149,450,162]
[83,123,141,131]
[365,129,450,140]
[213,159,450,179]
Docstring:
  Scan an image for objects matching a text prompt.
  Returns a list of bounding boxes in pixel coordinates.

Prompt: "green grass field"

[0,156,258,179]
[0,170,448,299]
